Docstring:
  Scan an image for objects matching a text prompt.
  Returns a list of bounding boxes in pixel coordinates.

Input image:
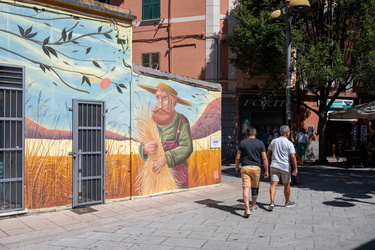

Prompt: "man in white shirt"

[266,125,298,211]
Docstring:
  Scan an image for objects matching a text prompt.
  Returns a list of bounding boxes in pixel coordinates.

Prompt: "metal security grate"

[72,100,105,207]
[0,65,24,213]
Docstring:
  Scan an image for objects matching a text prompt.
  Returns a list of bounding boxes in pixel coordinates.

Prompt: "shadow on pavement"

[207,203,244,218]
[286,165,375,208]
[236,199,274,212]
[221,163,375,208]
[194,198,243,217]
[356,239,375,250]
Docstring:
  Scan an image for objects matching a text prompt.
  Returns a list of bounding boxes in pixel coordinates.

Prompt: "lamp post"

[269,0,310,129]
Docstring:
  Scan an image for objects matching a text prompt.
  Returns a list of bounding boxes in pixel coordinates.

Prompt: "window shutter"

[142,0,150,20]
[142,54,150,67]
[142,0,160,20]
[151,0,160,19]
[151,53,159,69]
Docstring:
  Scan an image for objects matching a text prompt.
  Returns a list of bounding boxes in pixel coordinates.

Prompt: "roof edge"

[16,0,137,23]
[132,64,222,92]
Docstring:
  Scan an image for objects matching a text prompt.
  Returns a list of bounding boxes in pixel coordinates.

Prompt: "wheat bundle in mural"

[135,105,178,195]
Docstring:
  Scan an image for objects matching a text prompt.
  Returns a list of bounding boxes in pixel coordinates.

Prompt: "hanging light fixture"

[269,10,283,23]
[288,0,311,12]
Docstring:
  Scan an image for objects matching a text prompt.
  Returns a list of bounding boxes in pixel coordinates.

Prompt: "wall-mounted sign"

[240,96,285,111]
[327,99,353,109]
[355,81,364,88]
[210,137,221,149]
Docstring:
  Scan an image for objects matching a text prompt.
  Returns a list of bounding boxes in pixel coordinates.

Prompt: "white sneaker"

[267,202,275,211]
[243,209,251,218]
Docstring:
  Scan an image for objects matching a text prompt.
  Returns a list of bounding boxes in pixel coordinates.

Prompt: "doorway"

[0,65,24,213]
[239,111,284,140]
[72,99,106,207]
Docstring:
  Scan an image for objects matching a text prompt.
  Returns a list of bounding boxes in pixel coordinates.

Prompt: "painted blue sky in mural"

[0,1,219,136]
[1,1,129,129]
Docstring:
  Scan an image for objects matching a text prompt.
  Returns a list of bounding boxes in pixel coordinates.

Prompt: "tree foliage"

[229,0,375,162]
[296,0,375,101]
[229,0,286,87]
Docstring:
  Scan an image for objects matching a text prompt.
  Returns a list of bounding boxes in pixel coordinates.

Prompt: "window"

[142,0,160,20]
[142,53,160,69]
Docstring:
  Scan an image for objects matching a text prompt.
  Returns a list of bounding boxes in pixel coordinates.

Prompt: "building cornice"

[13,0,136,23]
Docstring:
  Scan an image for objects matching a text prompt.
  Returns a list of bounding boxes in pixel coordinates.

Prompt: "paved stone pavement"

[0,164,375,250]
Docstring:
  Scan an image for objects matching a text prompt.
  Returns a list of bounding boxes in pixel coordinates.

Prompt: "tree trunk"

[318,114,328,164]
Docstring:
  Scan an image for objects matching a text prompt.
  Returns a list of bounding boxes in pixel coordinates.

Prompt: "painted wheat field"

[24,149,221,209]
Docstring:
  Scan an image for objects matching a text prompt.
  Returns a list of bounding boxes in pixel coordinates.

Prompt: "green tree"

[228,0,375,163]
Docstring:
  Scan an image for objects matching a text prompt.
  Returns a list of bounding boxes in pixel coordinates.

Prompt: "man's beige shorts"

[240,166,261,188]
[270,167,291,184]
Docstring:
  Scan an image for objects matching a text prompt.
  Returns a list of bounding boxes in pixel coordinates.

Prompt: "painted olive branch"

[0,46,88,93]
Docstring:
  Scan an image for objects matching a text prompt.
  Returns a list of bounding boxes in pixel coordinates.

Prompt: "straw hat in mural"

[138,82,192,106]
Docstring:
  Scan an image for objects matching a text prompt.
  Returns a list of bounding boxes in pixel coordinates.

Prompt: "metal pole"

[285,15,293,129]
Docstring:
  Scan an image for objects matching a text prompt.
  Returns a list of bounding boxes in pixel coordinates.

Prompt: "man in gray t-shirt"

[236,127,269,218]
[266,125,298,211]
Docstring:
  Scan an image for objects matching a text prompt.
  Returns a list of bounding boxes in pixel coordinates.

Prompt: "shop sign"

[327,99,353,109]
[240,96,285,111]
[210,137,221,149]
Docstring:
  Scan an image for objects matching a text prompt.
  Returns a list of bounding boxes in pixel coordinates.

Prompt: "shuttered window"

[142,0,160,20]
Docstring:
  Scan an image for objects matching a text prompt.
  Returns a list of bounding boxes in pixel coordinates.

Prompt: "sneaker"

[250,206,258,212]
[243,209,251,218]
[285,201,295,208]
[267,202,275,211]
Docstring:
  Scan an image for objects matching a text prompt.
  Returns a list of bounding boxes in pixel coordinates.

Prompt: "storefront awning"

[329,101,375,120]
[328,118,358,122]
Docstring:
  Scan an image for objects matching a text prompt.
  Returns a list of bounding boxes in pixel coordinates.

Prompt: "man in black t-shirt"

[235,127,269,218]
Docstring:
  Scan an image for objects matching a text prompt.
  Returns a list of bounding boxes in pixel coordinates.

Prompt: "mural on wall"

[132,76,222,196]
[1,0,133,209]
[0,0,222,210]
[136,82,193,195]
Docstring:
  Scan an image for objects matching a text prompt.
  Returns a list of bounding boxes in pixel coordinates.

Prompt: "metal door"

[0,65,24,213]
[71,99,105,207]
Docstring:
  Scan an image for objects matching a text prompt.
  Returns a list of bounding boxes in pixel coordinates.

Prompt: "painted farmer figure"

[138,82,193,188]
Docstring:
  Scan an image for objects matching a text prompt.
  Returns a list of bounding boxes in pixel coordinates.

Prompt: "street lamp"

[269,0,310,129]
